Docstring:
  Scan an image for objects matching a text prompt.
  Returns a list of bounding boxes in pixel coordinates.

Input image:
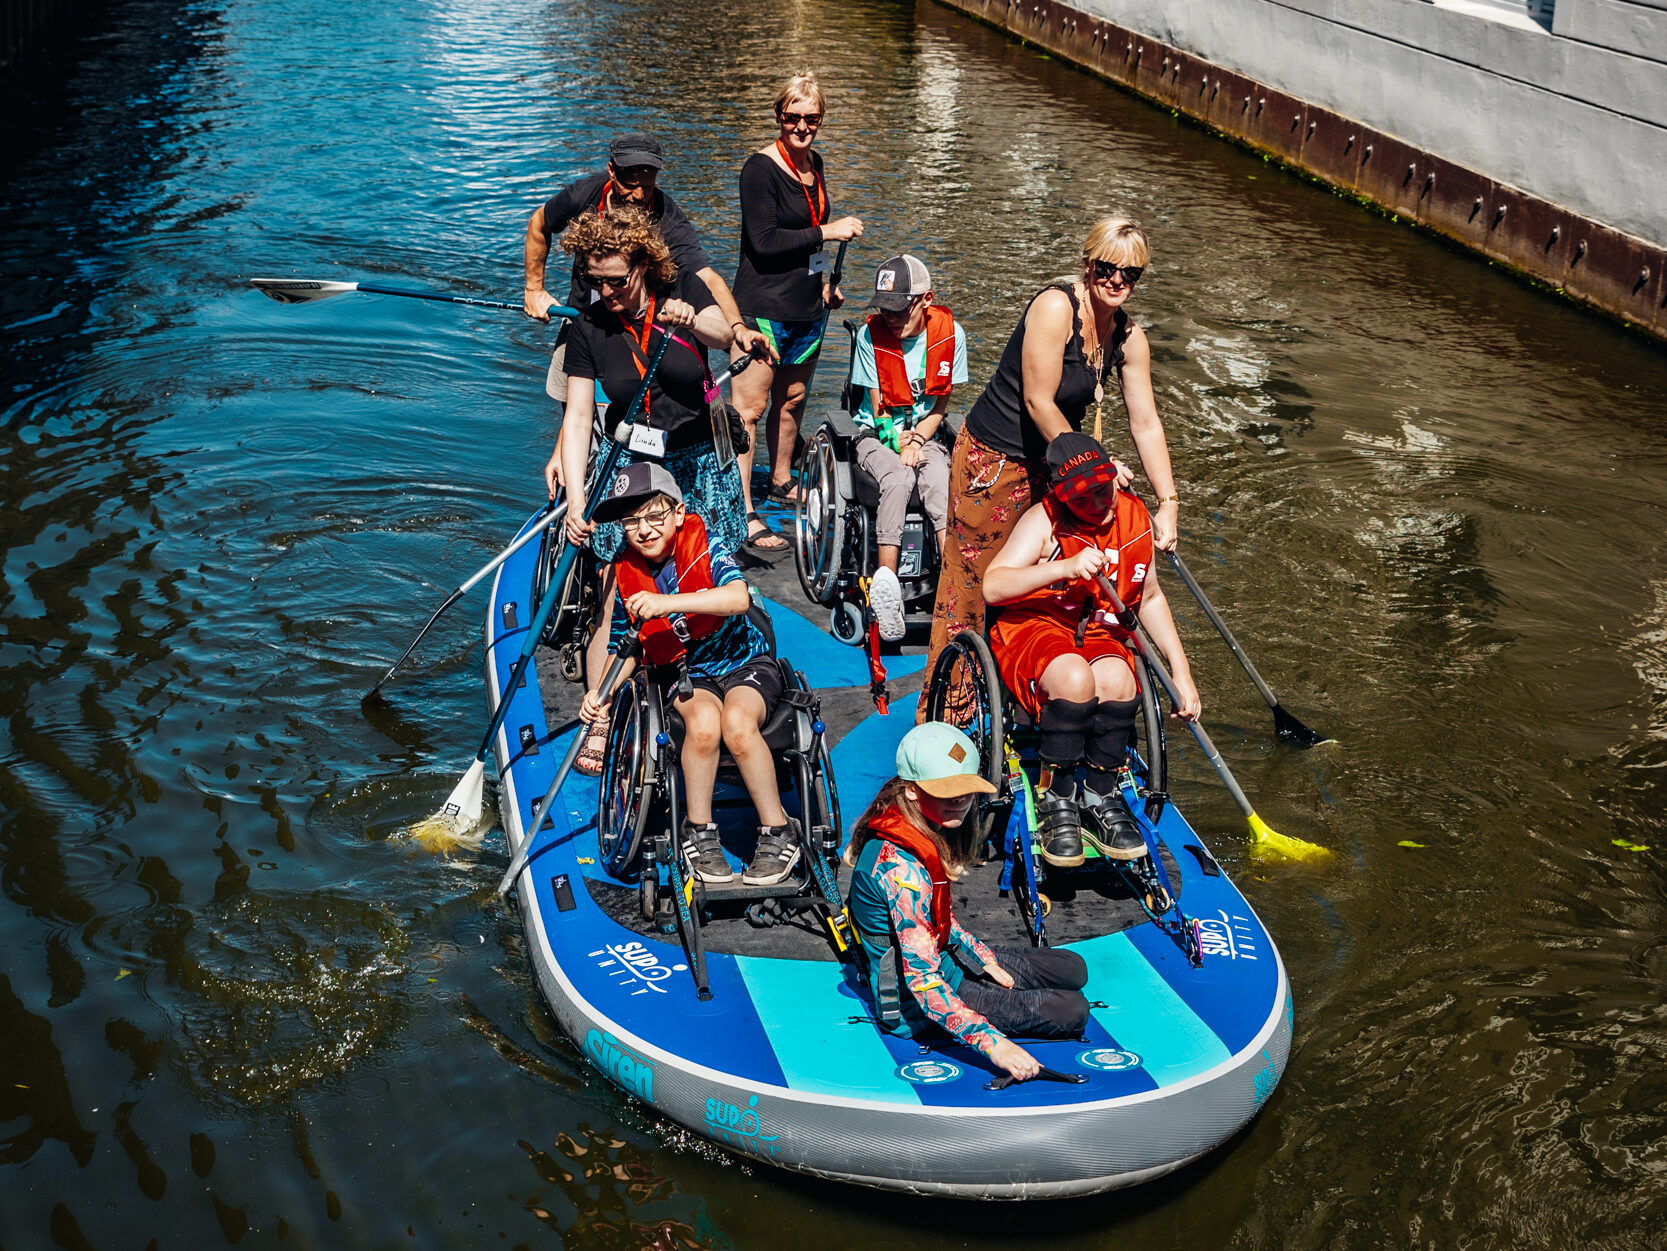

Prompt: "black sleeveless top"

[963,283,1129,462]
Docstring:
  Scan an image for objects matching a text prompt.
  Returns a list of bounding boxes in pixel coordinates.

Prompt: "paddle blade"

[1247,811,1333,864]
[1273,702,1335,749]
[406,759,490,852]
[250,277,360,304]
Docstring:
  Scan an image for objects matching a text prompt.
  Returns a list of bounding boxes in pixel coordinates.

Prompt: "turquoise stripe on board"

[735,956,921,1106]
[1075,931,1232,1088]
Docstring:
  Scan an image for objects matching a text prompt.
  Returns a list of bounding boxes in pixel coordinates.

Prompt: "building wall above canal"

[934,0,1667,339]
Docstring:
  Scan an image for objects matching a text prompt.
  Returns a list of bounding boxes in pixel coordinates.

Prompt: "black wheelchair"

[529,518,599,683]
[793,320,953,647]
[592,606,846,999]
[922,626,1203,965]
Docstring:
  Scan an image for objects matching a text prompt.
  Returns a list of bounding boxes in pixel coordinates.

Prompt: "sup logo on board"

[1078,1047,1141,1072]
[591,941,687,995]
[1196,910,1259,961]
[896,1059,961,1085]
[703,1094,782,1161]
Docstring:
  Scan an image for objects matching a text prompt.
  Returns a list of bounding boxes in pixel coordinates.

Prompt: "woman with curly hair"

[542,206,738,773]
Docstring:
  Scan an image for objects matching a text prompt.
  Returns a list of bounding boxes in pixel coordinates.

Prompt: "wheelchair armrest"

[820,408,867,451]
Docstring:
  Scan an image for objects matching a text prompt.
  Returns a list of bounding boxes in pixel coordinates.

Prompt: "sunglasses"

[1091,259,1145,286]
[778,111,823,128]
[621,503,677,535]
[609,164,657,187]
[582,269,635,292]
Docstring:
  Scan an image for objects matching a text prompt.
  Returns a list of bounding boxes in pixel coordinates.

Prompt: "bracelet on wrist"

[1155,494,1179,505]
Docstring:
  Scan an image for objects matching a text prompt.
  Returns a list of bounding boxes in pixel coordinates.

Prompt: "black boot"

[1034,786,1085,868]
[1081,781,1149,861]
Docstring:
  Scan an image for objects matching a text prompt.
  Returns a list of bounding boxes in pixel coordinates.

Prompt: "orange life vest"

[1006,491,1155,633]
[866,305,957,413]
[613,512,724,666]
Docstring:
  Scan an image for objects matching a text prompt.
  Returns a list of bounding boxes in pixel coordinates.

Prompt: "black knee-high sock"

[1084,698,1139,793]
[1039,699,1095,794]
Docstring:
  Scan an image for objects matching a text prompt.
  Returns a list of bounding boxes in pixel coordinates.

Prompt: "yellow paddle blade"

[1247,811,1333,864]
[404,810,489,854]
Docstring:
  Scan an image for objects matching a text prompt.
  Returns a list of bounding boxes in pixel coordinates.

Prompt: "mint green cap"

[896,723,998,798]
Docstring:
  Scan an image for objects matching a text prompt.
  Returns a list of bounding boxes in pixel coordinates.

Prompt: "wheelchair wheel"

[795,427,849,605]
[596,676,657,878]
[829,600,864,646]
[924,631,1008,846]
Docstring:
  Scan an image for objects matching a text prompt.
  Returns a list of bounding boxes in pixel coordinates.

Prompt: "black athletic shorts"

[688,655,783,712]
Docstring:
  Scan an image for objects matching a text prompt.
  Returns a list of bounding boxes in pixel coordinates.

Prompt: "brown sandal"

[574,714,610,777]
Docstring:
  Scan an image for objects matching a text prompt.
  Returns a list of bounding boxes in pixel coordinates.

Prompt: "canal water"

[4,0,1665,1245]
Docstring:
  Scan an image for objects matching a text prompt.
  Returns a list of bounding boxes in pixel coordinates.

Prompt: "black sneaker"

[743,819,802,886]
[1082,786,1149,861]
[1034,789,1086,868]
[682,820,735,883]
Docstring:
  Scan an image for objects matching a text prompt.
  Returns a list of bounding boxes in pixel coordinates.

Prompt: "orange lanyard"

[620,292,658,420]
[775,141,825,227]
[595,180,612,214]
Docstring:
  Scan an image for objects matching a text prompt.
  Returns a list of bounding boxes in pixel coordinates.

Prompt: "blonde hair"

[773,69,826,116]
[558,206,678,290]
[844,777,970,880]
[1082,216,1151,268]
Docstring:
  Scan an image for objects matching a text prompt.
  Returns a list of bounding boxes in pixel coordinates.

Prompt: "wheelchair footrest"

[698,879,816,904]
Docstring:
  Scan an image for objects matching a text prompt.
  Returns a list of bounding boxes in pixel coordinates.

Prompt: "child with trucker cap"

[848,254,967,642]
[846,722,1090,1082]
[579,462,802,888]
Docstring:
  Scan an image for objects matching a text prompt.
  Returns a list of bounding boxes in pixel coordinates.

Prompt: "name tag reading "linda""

[627,424,667,458]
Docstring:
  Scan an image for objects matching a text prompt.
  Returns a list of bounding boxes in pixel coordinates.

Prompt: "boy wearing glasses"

[850,254,967,641]
[579,463,803,887]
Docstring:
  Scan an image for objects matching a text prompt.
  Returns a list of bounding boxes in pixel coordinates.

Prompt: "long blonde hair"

[844,777,970,880]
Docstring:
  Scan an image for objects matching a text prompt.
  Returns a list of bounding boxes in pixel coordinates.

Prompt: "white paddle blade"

[250,277,362,304]
[441,759,486,827]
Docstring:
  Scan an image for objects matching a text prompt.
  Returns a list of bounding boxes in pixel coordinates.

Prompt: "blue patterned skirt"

[591,441,747,564]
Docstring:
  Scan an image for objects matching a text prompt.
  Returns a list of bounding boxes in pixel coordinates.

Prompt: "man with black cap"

[848,254,966,642]
[982,432,1202,866]
[522,133,769,407]
[576,462,804,890]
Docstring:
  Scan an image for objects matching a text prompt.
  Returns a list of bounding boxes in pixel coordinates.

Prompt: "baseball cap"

[869,254,932,312]
[591,462,683,523]
[608,133,664,170]
[896,723,997,798]
[1047,432,1119,507]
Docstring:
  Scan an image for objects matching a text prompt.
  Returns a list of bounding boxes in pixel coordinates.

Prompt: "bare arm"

[1019,288,1077,443]
[622,576,751,623]
[697,267,772,360]
[1116,324,1179,551]
[557,387,597,544]
[523,205,560,320]
[983,504,1105,604]
[1133,571,1200,720]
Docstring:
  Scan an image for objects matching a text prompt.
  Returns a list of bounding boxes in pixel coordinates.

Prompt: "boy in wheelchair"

[579,463,803,887]
[983,433,1202,868]
[849,254,967,641]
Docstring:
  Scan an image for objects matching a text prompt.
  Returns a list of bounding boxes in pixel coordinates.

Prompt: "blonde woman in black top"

[729,70,864,551]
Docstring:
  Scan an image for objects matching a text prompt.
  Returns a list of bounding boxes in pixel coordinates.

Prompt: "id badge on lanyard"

[628,423,668,458]
[807,250,830,277]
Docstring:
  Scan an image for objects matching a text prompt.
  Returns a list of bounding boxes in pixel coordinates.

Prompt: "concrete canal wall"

[930,0,1667,340]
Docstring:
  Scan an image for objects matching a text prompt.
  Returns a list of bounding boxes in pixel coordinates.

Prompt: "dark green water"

[3,0,1665,1246]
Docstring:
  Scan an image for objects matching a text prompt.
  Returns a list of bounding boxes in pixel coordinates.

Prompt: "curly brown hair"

[559,206,678,291]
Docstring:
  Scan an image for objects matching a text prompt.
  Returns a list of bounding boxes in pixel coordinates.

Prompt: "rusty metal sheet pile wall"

[933,0,1667,340]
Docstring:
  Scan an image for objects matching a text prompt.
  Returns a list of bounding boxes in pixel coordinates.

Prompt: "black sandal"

[764,479,804,506]
[743,510,789,553]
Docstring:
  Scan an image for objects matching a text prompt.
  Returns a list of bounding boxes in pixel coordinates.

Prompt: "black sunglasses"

[582,270,634,292]
[778,111,823,128]
[609,163,657,186]
[1091,259,1144,286]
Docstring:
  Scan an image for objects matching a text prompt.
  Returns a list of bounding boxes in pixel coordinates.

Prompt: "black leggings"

[955,946,1090,1040]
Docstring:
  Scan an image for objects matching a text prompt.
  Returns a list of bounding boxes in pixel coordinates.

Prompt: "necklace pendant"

[1095,381,1104,404]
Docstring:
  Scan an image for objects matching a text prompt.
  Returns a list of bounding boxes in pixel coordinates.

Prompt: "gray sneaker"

[743,819,803,886]
[868,565,906,642]
[1081,785,1149,861]
[682,820,735,883]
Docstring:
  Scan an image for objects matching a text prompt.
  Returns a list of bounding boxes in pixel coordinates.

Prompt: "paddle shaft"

[1092,574,1259,822]
[370,499,569,695]
[354,282,578,317]
[470,330,675,762]
[496,645,636,896]
[1162,549,1330,746]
